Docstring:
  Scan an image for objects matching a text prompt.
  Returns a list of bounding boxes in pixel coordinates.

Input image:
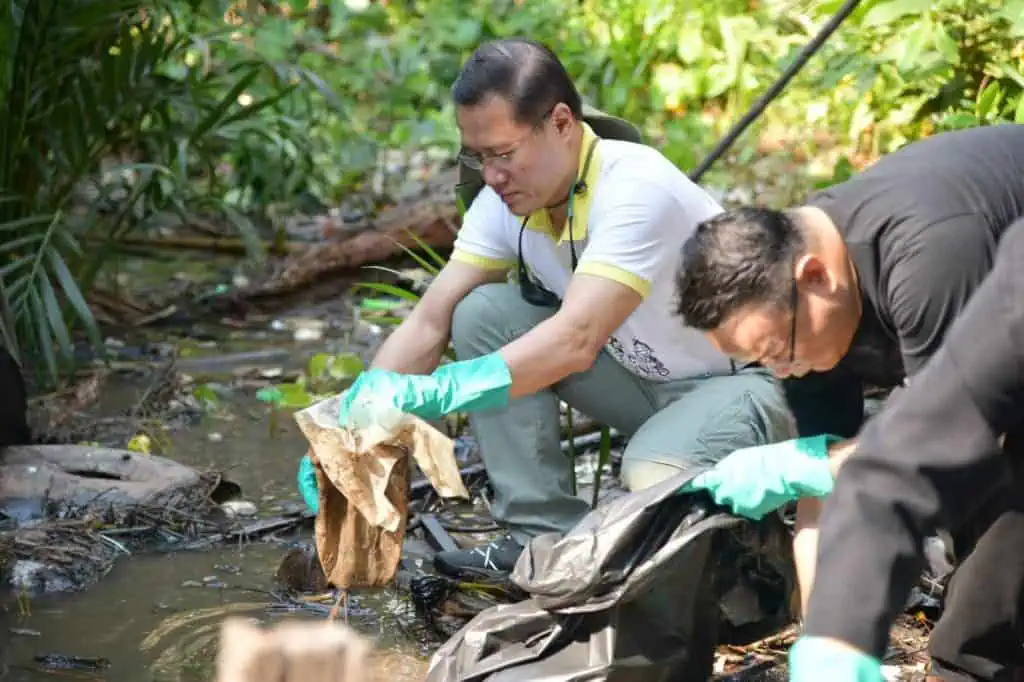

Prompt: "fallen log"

[85,235,306,256]
[0,445,210,517]
[234,167,460,301]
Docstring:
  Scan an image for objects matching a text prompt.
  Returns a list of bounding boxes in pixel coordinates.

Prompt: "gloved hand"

[297,454,320,515]
[682,434,839,519]
[788,636,884,682]
[337,351,512,427]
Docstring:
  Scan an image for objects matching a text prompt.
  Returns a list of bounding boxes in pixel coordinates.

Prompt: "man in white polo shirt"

[301,38,795,576]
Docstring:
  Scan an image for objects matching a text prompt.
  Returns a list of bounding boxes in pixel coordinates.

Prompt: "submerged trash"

[33,654,112,672]
[275,543,328,594]
[221,500,258,519]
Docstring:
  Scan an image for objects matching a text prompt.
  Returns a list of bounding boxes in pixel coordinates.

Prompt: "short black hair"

[451,38,583,125]
[675,206,806,330]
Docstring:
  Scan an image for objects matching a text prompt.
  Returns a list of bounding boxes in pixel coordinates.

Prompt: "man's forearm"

[499,313,598,399]
[370,315,450,375]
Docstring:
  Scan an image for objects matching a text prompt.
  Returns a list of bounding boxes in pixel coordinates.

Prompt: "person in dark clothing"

[674,123,1024,680]
[0,344,30,449]
[791,216,1024,681]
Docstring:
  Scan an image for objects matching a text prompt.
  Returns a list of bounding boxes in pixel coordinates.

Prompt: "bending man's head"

[674,206,861,378]
[452,38,584,216]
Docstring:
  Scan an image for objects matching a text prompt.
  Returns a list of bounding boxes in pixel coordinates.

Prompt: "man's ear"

[550,102,575,137]
[794,253,836,294]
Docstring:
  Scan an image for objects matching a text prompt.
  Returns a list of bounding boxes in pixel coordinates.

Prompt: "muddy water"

[2,308,430,680]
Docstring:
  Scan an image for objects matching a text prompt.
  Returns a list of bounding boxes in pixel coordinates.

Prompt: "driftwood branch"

[234,167,460,301]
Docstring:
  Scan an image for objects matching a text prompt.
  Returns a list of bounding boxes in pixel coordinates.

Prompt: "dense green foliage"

[2,0,1024,387]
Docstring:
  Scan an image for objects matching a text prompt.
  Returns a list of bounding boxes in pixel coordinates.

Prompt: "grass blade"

[189,65,261,143]
[27,287,58,386]
[377,232,443,275]
[0,213,58,232]
[37,268,73,364]
[402,228,449,270]
[351,281,421,304]
[48,247,103,352]
[0,274,20,364]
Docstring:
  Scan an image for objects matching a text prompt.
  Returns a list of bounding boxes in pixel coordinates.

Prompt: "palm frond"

[0,0,310,387]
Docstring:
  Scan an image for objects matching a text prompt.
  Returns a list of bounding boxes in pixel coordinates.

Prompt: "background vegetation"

[3,0,1024,388]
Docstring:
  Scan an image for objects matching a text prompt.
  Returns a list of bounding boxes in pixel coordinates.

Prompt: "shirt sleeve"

[804,218,1024,658]
[450,187,516,272]
[887,214,996,377]
[576,174,722,299]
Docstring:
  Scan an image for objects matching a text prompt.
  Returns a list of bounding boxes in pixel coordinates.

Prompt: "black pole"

[688,0,863,183]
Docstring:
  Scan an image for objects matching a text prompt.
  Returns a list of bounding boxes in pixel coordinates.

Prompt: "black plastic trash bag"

[424,469,748,682]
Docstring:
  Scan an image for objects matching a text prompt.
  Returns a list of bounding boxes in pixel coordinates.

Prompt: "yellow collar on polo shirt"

[525,122,601,244]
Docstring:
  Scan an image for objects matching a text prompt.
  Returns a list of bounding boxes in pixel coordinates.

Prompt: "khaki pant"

[451,283,797,543]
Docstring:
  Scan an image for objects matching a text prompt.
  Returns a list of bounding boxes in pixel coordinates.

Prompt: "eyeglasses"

[457,106,556,173]
[458,145,524,173]
[458,148,519,173]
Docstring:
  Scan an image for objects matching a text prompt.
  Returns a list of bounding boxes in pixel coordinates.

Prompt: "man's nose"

[482,164,508,188]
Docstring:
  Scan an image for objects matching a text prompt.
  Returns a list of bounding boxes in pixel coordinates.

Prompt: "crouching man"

[300,37,794,578]
[676,124,1024,680]
[793,217,1024,681]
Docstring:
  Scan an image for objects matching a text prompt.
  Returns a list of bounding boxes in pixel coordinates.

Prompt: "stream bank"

[0,247,934,682]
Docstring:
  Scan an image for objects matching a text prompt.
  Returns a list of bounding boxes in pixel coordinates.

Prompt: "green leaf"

[1015,95,1024,124]
[36,269,72,364]
[994,63,1024,91]
[27,288,58,385]
[977,81,1003,120]
[402,228,448,271]
[308,353,330,381]
[940,112,980,130]
[0,213,57,233]
[328,352,364,380]
[897,21,931,73]
[0,275,20,362]
[861,0,932,27]
[47,248,102,353]
[193,383,220,410]
[932,26,959,65]
[256,386,284,406]
[352,281,421,304]
[451,18,482,49]
[219,203,265,264]
[276,382,313,409]
[188,65,262,143]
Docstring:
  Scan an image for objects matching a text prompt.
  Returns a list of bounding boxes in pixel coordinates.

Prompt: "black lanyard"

[517,136,599,307]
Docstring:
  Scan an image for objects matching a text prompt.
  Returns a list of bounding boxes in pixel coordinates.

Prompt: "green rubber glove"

[297,454,320,515]
[789,637,884,682]
[337,351,512,427]
[682,434,839,520]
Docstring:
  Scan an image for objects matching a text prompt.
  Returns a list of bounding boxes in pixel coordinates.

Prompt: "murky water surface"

[1,279,428,681]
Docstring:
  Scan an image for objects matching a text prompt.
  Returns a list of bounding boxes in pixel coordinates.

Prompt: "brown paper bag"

[294,392,469,589]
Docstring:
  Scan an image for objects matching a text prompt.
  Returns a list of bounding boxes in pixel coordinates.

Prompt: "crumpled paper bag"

[293,391,470,589]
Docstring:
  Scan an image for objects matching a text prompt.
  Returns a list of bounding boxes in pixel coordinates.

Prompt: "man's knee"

[620,458,687,492]
[451,282,546,358]
[619,374,795,491]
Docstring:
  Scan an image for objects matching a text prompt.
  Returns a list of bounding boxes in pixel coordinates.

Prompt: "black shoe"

[433,534,524,579]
